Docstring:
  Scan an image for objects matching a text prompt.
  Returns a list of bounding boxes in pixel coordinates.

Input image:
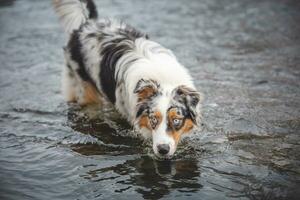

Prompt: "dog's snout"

[157,144,170,155]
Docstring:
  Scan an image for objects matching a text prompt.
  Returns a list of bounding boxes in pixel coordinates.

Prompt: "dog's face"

[134,79,201,159]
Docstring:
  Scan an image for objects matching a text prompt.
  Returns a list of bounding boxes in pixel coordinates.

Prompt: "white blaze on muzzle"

[152,122,176,157]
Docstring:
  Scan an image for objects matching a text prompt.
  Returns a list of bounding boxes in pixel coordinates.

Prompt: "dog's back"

[53,0,194,110]
[53,0,148,105]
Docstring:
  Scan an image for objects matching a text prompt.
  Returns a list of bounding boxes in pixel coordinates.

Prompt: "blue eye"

[173,118,182,127]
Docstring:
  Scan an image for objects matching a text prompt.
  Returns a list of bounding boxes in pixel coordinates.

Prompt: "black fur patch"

[68,30,90,81]
[68,30,98,88]
[136,103,149,118]
[172,86,201,125]
[99,25,147,104]
[100,39,131,103]
[119,24,149,40]
[85,0,98,19]
[67,64,72,70]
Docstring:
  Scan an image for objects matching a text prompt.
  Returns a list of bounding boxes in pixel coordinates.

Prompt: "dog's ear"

[134,79,160,102]
[174,85,202,125]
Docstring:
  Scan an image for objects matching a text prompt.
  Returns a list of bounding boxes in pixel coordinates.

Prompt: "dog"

[53,0,202,159]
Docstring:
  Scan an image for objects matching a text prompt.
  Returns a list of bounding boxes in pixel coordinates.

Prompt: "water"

[0,0,300,199]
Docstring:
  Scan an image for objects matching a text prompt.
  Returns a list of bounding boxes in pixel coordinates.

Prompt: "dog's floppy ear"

[174,85,202,125]
[134,79,160,102]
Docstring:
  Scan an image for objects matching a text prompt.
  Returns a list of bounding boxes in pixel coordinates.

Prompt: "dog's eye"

[172,118,182,128]
[149,116,158,129]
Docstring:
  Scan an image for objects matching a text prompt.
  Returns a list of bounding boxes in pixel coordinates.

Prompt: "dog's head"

[134,79,202,159]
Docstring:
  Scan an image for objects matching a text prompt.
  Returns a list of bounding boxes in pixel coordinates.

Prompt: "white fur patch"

[115,38,196,123]
[53,0,90,34]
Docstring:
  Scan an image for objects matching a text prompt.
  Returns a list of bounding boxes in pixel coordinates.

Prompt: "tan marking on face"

[152,111,162,129]
[137,86,157,102]
[167,108,194,144]
[168,108,185,128]
[168,108,183,120]
[138,111,162,130]
[139,115,150,129]
[182,118,194,133]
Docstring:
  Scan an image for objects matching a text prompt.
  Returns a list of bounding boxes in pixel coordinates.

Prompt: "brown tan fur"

[139,111,162,130]
[139,115,150,129]
[167,108,194,144]
[168,109,181,121]
[137,87,157,102]
[78,82,102,106]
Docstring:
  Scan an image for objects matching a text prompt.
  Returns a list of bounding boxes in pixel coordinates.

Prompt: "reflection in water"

[66,105,145,154]
[132,157,201,199]
[84,156,201,199]
[67,105,202,199]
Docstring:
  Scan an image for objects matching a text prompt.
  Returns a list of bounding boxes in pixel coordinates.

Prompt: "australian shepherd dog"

[53,0,203,159]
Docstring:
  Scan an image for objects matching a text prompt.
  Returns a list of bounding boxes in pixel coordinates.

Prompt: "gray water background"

[0,0,300,199]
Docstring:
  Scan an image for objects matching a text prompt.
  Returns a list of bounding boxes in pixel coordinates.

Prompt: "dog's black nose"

[157,144,170,155]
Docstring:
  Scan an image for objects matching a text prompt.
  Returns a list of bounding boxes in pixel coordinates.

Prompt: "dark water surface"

[1,0,300,199]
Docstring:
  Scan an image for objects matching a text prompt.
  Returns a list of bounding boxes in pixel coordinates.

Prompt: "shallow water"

[0,0,300,199]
